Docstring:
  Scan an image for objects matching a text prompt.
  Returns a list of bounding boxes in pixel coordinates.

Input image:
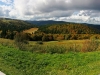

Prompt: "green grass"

[0,44,100,75]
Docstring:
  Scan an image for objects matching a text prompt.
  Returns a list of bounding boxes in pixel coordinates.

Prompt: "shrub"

[14,32,29,50]
[81,39,99,52]
[42,35,48,41]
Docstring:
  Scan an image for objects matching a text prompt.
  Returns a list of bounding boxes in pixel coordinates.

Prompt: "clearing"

[23,28,38,34]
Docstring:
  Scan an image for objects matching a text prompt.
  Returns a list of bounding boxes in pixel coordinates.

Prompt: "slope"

[0,18,35,32]
[0,18,36,39]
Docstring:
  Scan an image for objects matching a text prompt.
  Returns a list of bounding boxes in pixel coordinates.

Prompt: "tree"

[0,30,7,38]
[56,34,65,41]
[14,32,28,50]
[42,35,48,41]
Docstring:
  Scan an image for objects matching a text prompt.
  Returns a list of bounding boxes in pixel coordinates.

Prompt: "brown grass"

[23,28,38,34]
[81,40,99,52]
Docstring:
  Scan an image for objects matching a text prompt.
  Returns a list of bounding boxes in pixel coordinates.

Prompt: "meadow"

[0,38,100,75]
[23,28,38,34]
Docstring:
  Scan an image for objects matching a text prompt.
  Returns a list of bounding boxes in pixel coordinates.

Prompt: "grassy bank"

[0,44,100,75]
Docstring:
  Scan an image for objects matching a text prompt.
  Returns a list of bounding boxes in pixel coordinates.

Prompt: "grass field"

[23,28,38,34]
[0,44,100,75]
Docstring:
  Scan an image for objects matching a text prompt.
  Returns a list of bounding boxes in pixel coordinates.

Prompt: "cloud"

[0,5,11,17]
[0,0,12,4]
[0,0,100,24]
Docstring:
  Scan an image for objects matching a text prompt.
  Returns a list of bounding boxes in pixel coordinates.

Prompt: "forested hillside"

[38,23,100,34]
[28,23,100,41]
[0,19,35,31]
[0,19,35,39]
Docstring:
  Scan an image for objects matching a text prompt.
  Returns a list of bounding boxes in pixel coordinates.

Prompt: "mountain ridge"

[26,20,100,31]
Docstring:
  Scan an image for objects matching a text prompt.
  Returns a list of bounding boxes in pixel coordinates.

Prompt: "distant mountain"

[26,20,67,26]
[0,18,18,21]
[85,24,100,30]
[27,20,100,30]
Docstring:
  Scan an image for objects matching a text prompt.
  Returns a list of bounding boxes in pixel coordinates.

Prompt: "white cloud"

[0,5,12,18]
[69,10,90,21]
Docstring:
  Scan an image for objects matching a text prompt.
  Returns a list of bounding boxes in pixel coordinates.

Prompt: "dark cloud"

[69,0,100,10]
[33,0,100,13]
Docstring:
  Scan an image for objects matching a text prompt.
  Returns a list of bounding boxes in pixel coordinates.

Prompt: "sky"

[0,0,100,24]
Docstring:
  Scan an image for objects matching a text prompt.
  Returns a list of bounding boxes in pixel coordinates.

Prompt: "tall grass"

[29,43,82,54]
[29,40,99,53]
[0,38,100,53]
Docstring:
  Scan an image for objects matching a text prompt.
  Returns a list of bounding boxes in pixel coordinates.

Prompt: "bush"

[14,32,29,50]
[81,40,99,52]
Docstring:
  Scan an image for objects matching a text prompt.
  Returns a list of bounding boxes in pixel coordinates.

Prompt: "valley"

[0,18,100,75]
[0,0,100,75]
